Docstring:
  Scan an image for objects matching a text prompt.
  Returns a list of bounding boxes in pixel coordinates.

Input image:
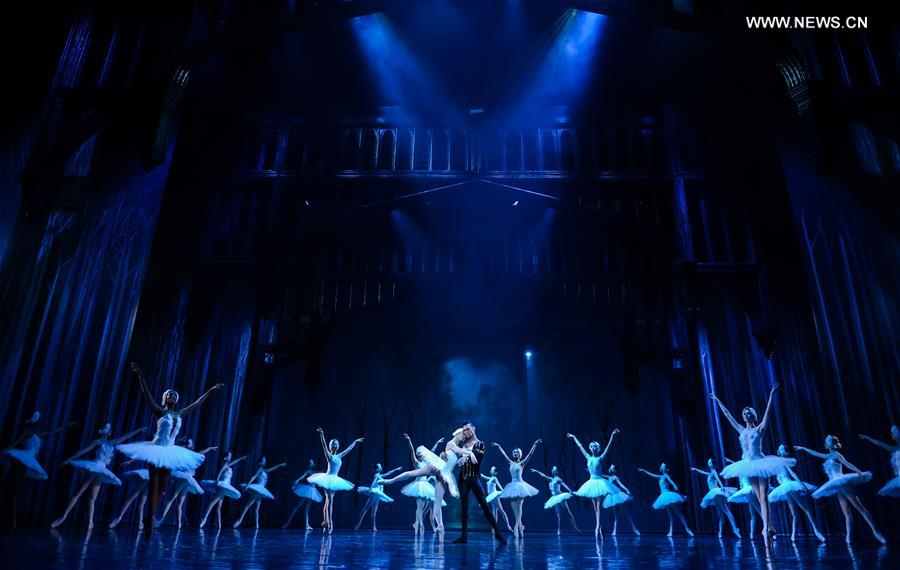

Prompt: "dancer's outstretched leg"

[51,480,92,528]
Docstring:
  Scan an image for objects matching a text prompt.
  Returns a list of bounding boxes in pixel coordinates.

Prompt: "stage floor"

[1,528,895,569]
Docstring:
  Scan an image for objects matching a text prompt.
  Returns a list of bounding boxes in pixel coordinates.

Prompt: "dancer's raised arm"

[430,438,444,452]
[758,384,780,432]
[131,362,163,416]
[197,446,217,455]
[793,445,829,459]
[637,467,662,479]
[521,439,542,465]
[402,434,418,464]
[599,429,620,460]
[859,434,897,452]
[337,437,364,459]
[111,427,146,445]
[530,468,552,481]
[690,466,711,476]
[566,433,591,460]
[264,462,288,473]
[382,466,403,478]
[316,428,330,458]
[179,383,225,417]
[492,442,513,464]
[709,394,742,432]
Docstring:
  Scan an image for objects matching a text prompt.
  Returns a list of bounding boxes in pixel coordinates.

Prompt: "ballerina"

[234,457,287,529]
[531,466,580,534]
[307,427,363,534]
[354,463,403,531]
[390,433,442,535]
[711,384,790,546]
[382,430,466,537]
[601,465,640,536]
[117,362,223,536]
[1,411,74,528]
[198,451,246,528]
[422,475,447,532]
[283,459,324,530]
[768,444,825,541]
[567,430,619,539]
[690,458,740,538]
[493,439,541,538]
[481,466,514,532]
[795,435,886,544]
[108,462,150,529]
[155,438,216,529]
[637,463,694,537]
[50,423,145,529]
[859,426,900,498]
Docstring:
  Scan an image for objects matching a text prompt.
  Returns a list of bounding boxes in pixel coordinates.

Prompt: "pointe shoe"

[667,530,673,538]
[845,534,852,545]
[50,518,64,529]
[305,525,313,531]
[634,529,641,536]
[686,528,695,537]
[875,533,887,545]
[815,531,825,542]
[109,518,121,529]
[87,520,94,530]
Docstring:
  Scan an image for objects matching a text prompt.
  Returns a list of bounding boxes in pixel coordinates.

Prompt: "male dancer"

[453,421,507,544]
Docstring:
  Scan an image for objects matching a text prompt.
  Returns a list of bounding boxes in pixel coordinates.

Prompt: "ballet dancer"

[453,421,506,544]
[283,459,323,530]
[601,465,640,536]
[117,362,223,536]
[690,458,740,538]
[307,427,363,534]
[768,444,825,541]
[638,463,693,537]
[155,438,216,529]
[109,462,149,529]
[354,464,402,531]
[392,433,443,535]
[1,411,74,528]
[712,384,790,546]
[422,475,447,532]
[493,439,541,538]
[567,430,620,539]
[234,457,287,529]
[795,435,886,544]
[481,466,514,532]
[859,426,900,497]
[383,429,466,537]
[198,451,246,528]
[50,423,145,529]
[531,466,580,534]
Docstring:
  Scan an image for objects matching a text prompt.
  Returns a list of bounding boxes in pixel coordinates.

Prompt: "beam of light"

[349,12,457,124]
[501,9,606,123]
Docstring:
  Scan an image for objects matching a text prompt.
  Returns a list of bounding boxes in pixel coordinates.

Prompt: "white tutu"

[246,483,275,500]
[878,477,900,497]
[603,491,633,509]
[307,472,355,492]
[2,450,48,480]
[574,478,614,499]
[812,472,872,499]
[720,456,795,480]
[768,480,816,503]
[415,447,459,498]
[485,490,503,504]
[401,480,435,500]
[201,480,241,499]
[170,470,204,494]
[116,442,205,471]
[727,486,757,504]
[123,469,149,482]
[68,459,121,486]
[358,486,393,503]
[700,487,736,508]
[293,483,324,502]
[500,481,539,500]
[544,492,572,509]
[652,491,686,510]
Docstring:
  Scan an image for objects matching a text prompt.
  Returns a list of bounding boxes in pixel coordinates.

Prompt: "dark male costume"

[455,438,505,542]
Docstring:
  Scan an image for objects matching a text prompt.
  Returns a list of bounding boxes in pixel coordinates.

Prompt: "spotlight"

[512,201,519,207]
[304,200,311,207]
[525,350,533,359]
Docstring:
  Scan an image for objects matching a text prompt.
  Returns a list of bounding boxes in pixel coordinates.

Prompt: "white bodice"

[371,474,385,491]
[587,456,604,479]
[738,427,764,460]
[659,476,674,492]
[891,451,900,476]
[220,465,233,485]
[151,413,181,447]
[327,454,342,476]
[549,476,562,495]
[257,470,269,487]
[705,472,719,491]
[485,476,499,493]
[823,457,842,480]
[22,434,41,454]
[510,462,524,482]
[96,440,114,465]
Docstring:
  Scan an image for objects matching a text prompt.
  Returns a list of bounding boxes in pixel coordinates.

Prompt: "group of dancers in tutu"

[2,369,898,545]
